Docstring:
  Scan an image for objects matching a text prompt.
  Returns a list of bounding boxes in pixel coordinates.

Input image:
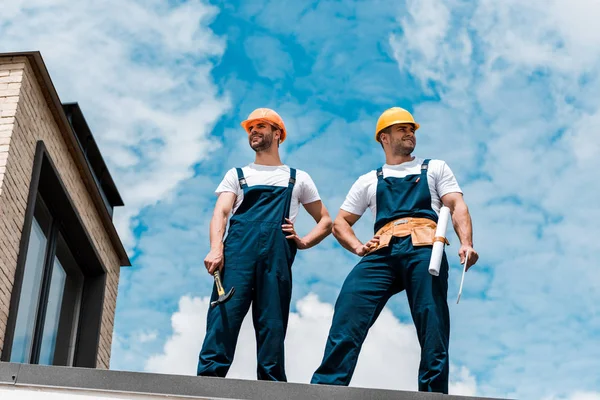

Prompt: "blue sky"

[2,1,600,399]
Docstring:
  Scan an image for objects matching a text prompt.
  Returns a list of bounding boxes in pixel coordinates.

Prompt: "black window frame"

[2,141,108,368]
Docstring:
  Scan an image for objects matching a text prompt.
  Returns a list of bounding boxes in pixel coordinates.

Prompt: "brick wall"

[0,56,121,369]
[0,57,24,351]
[0,59,22,199]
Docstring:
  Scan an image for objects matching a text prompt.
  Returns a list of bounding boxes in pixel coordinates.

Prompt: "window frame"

[2,141,108,368]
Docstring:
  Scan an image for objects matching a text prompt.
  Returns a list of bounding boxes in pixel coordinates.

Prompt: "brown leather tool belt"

[366,217,449,255]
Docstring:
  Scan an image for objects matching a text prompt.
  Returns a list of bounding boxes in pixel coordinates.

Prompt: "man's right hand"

[354,235,380,257]
[204,249,224,275]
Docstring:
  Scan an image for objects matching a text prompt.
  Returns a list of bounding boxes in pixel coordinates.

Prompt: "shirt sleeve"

[215,168,240,196]
[298,171,321,204]
[434,161,462,198]
[340,175,370,216]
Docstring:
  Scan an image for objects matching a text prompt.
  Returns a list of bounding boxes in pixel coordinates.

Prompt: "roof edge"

[62,102,125,207]
[0,51,130,266]
[0,362,510,400]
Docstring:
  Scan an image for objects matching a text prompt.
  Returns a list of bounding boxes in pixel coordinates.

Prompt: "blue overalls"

[197,167,298,381]
[311,159,450,393]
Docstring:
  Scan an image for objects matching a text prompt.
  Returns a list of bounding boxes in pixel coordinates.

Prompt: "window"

[2,141,107,368]
[9,196,84,366]
[9,198,51,364]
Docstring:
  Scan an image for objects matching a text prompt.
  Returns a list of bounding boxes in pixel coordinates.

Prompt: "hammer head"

[210,287,235,307]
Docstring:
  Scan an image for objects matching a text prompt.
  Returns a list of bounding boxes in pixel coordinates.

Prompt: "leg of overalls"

[311,249,399,385]
[251,227,296,381]
[403,243,450,393]
[197,250,255,377]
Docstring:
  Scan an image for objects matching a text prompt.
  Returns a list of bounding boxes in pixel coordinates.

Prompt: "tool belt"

[366,217,449,255]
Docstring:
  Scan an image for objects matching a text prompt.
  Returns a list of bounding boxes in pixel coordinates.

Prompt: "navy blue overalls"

[311,159,450,393]
[197,167,298,381]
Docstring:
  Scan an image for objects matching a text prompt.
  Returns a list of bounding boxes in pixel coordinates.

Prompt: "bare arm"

[441,192,479,269]
[282,200,333,249]
[204,192,236,274]
[332,209,380,256]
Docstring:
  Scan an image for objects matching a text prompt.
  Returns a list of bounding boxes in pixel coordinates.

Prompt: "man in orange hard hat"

[197,108,333,381]
[311,107,479,393]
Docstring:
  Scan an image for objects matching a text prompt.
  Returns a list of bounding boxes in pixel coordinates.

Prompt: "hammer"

[210,270,235,307]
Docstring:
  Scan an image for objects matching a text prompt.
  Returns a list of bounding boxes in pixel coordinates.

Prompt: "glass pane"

[10,218,48,363]
[38,257,67,365]
[44,232,84,366]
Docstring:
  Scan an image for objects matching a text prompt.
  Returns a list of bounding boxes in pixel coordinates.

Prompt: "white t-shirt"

[215,163,321,222]
[341,157,462,219]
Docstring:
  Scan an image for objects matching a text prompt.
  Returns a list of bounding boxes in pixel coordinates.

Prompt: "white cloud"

[392,0,453,92]
[145,293,476,395]
[0,0,231,249]
[449,365,478,397]
[137,330,158,344]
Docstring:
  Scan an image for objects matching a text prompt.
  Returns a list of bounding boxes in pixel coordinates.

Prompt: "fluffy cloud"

[0,0,230,248]
[145,293,477,396]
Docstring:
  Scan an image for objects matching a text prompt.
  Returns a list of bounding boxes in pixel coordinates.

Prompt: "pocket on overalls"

[410,225,435,246]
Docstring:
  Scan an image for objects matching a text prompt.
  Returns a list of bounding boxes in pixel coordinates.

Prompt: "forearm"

[209,211,228,251]
[300,216,333,249]
[332,220,363,254]
[450,202,473,246]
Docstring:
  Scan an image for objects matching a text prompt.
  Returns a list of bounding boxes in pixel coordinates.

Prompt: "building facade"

[0,52,129,370]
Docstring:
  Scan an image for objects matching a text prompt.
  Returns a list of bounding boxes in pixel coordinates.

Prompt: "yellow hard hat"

[241,108,287,143]
[375,107,420,142]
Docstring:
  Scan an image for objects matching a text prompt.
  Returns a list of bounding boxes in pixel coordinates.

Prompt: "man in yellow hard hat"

[311,107,478,393]
[197,108,333,381]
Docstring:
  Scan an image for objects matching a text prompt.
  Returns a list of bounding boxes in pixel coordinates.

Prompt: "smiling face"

[247,121,281,152]
[379,123,416,156]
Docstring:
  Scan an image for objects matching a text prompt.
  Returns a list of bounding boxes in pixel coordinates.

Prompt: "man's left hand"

[282,218,309,249]
[459,244,479,271]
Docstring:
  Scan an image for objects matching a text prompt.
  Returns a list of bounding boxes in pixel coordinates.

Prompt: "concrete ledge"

[0,362,507,400]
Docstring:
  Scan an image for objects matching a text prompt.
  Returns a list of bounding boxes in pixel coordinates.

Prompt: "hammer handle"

[214,270,225,296]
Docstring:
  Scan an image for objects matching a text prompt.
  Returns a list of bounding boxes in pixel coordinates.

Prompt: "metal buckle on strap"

[289,177,296,184]
[239,178,247,186]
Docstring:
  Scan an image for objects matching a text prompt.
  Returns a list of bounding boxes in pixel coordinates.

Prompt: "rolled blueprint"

[428,206,451,276]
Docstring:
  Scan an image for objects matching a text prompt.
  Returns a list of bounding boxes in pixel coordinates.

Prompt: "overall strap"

[236,168,248,190]
[288,167,297,188]
[376,167,384,181]
[421,159,431,173]
[282,168,297,223]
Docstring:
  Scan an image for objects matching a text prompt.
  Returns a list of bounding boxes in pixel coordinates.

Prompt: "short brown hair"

[377,126,391,147]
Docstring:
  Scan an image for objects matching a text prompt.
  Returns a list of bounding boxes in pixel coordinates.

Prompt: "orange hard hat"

[240,108,287,143]
[375,107,420,142]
